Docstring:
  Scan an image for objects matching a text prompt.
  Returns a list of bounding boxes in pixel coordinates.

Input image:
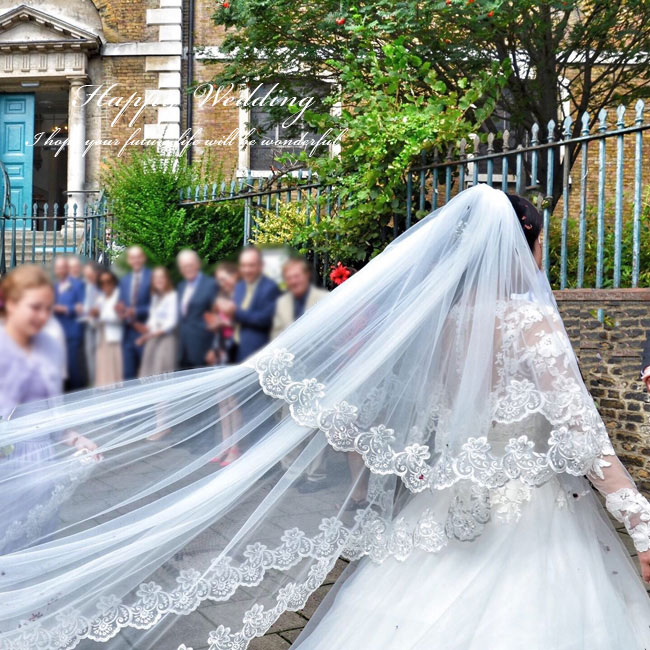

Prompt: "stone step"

[2,230,86,269]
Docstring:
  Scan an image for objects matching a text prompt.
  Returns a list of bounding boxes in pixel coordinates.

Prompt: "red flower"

[446,0,452,4]
[487,9,494,16]
[336,16,346,25]
[330,262,351,286]
[223,1,229,7]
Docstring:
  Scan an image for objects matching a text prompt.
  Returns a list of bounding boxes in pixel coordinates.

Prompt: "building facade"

[0,0,321,226]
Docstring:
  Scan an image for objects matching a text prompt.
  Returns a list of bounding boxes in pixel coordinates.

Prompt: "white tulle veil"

[0,184,616,650]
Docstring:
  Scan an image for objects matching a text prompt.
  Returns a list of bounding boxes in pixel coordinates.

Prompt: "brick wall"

[554,289,650,495]
[98,57,160,173]
[191,60,241,171]
[94,0,159,42]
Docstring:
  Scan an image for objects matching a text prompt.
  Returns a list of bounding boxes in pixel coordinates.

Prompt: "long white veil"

[0,184,616,650]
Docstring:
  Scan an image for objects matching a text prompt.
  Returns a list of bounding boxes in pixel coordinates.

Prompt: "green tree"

[208,0,650,205]
[201,11,507,263]
[284,29,505,262]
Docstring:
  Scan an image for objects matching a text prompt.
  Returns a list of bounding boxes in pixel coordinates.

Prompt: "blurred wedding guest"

[93,270,123,387]
[116,246,152,380]
[42,313,68,381]
[0,265,98,552]
[68,255,83,280]
[52,256,86,390]
[205,262,241,466]
[272,257,329,339]
[217,246,281,363]
[273,257,329,492]
[76,262,102,386]
[177,249,218,370]
[205,262,240,366]
[136,267,179,378]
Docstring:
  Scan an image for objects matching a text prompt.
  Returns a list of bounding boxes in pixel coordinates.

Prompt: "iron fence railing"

[179,100,649,290]
[0,202,114,274]
[406,100,649,289]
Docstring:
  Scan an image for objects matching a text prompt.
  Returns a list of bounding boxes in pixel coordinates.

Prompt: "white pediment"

[0,5,100,49]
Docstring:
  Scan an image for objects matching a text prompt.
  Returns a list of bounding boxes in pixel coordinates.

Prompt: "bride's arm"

[587,453,650,583]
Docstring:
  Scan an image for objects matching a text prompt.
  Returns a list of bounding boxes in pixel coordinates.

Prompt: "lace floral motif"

[605,488,650,553]
[1,499,472,650]
[245,341,614,494]
[489,481,532,523]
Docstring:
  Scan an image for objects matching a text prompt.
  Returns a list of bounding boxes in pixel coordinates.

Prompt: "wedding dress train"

[293,476,650,650]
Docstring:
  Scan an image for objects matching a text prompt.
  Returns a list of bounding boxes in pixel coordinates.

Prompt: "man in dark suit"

[217,246,281,363]
[53,256,86,389]
[116,246,152,380]
[177,249,219,369]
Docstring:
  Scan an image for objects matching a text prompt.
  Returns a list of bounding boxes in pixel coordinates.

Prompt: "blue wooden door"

[0,93,35,227]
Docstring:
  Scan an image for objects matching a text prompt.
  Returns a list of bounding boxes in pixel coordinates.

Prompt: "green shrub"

[102,149,244,270]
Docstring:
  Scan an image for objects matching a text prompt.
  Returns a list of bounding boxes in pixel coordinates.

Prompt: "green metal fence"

[0,201,114,274]
[2,101,648,290]
[180,101,649,290]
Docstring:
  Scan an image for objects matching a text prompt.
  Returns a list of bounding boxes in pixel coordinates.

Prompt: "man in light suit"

[53,256,86,389]
[217,246,281,363]
[273,257,329,493]
[176,249,219,370]
[116,246,152,380]
[272,257,329,340]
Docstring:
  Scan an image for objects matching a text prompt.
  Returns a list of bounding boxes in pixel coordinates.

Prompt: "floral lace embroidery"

[2,497,482,650]
[605,488,650,553]
[245,346,614,495]
[4,477,545,650]
[489,481,532,523]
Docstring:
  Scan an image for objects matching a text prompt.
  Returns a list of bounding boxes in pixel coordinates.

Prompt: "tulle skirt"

[293,477,650,650]
[0,435,56,554]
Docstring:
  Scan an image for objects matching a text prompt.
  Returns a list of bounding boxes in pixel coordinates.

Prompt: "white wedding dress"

[293,476,650,650]
[2,185,649,650]
[288,306,650,650]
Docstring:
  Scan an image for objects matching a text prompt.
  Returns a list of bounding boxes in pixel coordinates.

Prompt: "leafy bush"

[275,19,508,266]
[102,149,244,270]
[251,202,311,249]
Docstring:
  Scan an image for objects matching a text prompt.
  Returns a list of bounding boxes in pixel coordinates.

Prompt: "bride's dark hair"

[506,194,543,252]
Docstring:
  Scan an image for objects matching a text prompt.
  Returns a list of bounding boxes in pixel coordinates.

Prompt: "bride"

[0,183,648,650]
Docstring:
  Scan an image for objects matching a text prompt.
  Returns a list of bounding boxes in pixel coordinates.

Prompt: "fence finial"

[635,98,644,123]
[547,119,556,141]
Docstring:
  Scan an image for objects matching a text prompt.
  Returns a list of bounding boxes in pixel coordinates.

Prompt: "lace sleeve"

[587,453,650,553]
[512,300,650,553]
